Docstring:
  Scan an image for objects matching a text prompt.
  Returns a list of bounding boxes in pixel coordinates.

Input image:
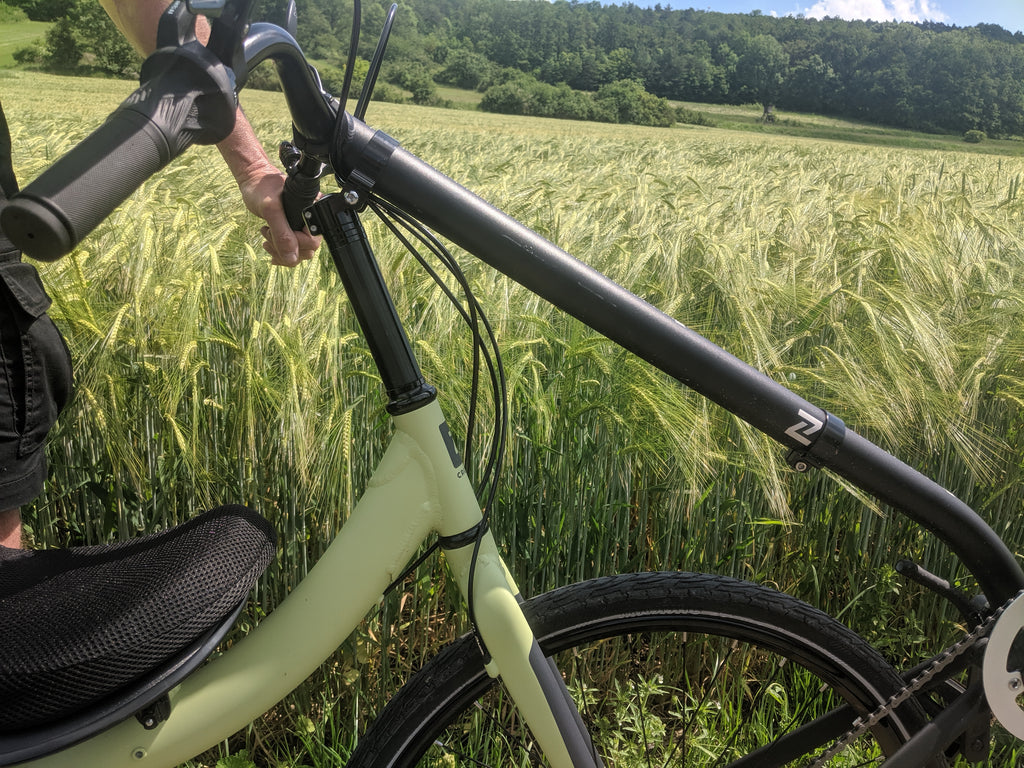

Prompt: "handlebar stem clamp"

[332,113,399,193]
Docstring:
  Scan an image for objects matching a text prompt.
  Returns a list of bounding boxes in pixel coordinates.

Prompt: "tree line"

[293,0,1024,136]
[425,0,1024,136]
[8,0,1024,136]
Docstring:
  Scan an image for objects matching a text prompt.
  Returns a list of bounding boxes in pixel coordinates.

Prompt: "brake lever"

[152,0,255,88]
[156,1,200,48]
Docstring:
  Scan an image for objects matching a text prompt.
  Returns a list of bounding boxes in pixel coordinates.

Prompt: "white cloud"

[802,0,949,23]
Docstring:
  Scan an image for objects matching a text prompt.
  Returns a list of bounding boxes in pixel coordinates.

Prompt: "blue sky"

[619,0,1024,33]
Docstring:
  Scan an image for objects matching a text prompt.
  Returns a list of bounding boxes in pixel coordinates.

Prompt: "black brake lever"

[156,0,255,87]
[156,1,200,48]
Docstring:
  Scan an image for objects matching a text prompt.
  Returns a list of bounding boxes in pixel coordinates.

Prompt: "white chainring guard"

[983,591,1024,739]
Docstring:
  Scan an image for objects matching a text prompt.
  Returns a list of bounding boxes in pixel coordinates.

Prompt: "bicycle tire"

[348,571,937,767]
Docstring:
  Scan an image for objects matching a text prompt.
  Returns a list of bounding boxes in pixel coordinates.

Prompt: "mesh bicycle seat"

[0,505,275,741]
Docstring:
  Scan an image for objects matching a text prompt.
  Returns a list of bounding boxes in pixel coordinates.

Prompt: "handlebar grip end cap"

[0,197,73,263]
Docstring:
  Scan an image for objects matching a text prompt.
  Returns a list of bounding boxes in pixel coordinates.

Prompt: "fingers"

[257,186,322,267]
[260,224,319,267]
[237,169,321,267]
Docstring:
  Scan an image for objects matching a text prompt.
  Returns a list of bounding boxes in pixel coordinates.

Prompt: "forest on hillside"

[8,0,1024,136]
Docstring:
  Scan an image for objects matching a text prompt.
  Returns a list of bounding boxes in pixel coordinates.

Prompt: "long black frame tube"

[328,116,1024,608]
[244,29,1024,606]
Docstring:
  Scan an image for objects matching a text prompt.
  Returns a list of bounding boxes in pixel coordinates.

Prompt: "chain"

[806,596,1017,768]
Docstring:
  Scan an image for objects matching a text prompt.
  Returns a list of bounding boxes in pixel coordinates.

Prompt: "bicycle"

[1,1,1023,766]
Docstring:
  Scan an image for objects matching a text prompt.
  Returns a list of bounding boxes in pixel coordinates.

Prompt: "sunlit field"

[5,70,1024,765]
[0,21,47,67]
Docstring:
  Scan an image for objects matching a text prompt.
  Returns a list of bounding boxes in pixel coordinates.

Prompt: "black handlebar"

[0,42,237,262]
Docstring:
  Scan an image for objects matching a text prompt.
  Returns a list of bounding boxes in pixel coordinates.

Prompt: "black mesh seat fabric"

[0,505,275,732]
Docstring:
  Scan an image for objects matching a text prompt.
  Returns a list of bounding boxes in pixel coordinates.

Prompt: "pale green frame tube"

[25,400,577,768]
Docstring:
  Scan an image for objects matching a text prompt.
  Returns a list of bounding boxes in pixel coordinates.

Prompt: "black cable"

[335,0,361,126]
[367,197,509,658]
[368,198,506,486]
[382,540,441,597]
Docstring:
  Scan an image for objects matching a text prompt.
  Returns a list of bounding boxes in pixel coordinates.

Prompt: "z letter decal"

[785,409,823,447]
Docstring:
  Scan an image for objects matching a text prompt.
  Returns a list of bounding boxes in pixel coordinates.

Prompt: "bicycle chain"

[806,594,1019,768]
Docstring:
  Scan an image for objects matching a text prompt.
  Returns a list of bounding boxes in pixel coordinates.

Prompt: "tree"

[606,47,638,82]
[539,50,583,87]
[40,0,139,75]
[388,66,437,105]
[592,79,675,127]
[436,45,496,91]
[76,1,139,75]
[0,3,27,22]
[43,17,81,71]
[786,54,840,114]
[480,75,535,115]
[7,0,69,21]
[735,34,789,121]
[657,40,731,102]
[33,0,1024,137]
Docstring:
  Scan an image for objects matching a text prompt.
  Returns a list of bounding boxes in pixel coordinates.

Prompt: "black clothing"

[0,100,73,510]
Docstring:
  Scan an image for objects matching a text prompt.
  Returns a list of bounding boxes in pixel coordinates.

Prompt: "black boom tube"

[331,113,1024,607]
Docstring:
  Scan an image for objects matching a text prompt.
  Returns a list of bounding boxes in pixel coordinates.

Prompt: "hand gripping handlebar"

[0,42,237,262]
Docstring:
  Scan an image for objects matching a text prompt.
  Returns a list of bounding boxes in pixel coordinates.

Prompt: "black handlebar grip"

[1,42,237,262]
[1,109,179,262]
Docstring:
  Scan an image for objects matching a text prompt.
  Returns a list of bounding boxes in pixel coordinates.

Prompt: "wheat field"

[4,69,1024,763]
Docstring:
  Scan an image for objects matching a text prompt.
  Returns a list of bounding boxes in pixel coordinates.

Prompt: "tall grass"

[5,72,1024,763]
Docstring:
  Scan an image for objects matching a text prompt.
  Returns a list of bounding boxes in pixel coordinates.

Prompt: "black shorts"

[0,253,72,510]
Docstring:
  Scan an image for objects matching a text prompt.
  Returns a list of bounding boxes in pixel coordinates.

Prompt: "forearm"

[215,110,279,189]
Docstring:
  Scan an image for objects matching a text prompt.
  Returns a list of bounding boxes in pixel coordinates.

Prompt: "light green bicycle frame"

[26,399,579,768]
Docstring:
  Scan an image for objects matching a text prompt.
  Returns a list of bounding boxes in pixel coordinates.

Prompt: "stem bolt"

[344,189,361,206]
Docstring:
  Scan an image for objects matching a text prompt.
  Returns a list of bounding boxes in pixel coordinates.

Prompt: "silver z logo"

[785,409,823,446]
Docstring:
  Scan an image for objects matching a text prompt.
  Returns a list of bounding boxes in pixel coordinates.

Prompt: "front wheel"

[349,572,935,767]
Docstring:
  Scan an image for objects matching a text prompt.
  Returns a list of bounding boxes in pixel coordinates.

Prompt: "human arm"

[99,0,319,266]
